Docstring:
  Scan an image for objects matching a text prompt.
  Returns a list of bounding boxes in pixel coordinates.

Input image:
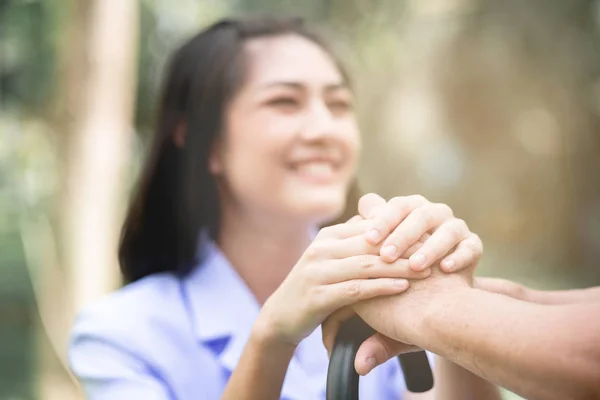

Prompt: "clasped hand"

[257,193,481,361]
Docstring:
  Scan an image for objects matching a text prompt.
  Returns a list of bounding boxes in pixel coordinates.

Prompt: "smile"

[289,161,340,183]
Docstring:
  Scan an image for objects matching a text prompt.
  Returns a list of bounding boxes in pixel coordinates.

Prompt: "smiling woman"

[212,33,359,232]
[67,15,493,400]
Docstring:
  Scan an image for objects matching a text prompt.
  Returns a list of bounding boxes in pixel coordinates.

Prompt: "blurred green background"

[1,0,599,399]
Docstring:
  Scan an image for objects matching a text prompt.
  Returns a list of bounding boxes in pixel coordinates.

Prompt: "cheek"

[220,125,291,191]
[226,112,288,158]
[341,123,361,169]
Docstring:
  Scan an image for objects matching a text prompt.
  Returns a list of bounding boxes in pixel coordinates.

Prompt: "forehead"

[241,34,345,87]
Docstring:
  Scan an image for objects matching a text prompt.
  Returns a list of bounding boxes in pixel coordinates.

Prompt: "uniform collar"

[183,237,328,399]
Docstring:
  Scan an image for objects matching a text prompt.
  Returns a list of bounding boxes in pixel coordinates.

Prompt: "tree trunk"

[34,1,139,398]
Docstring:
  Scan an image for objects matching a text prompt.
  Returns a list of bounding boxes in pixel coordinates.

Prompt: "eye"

[328,99,352,114]
[267,97,300,111]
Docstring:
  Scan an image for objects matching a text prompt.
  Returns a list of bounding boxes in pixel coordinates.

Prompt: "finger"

[317,219,373,240]
[380,202,453,263]
[358,193,387,219]
[323,255,431,284]
[322,278,410,311]
[407,218,470,271]
[440,233,483,273]
[399,233,429,259]
[322,307,356,356]
[318,234,382,259]
[365,195,429,246]
[355,333,419,375]
[346,215,363,223]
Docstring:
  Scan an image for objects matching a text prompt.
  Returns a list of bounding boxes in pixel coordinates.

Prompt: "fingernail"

[381,245,397,259]
[366,229,381,243]
[410,253,426,269]
[443,259,456,271]
[364,357,377,372]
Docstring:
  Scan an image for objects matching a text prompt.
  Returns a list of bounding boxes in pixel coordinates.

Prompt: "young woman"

[68,16,498,399]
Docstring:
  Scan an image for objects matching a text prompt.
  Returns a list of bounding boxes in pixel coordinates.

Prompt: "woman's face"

[212,34,360,225]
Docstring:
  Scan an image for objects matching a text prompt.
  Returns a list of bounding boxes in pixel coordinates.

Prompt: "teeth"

[295,162,335,178]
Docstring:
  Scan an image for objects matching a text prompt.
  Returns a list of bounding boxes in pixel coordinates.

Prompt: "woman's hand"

[255,218,431,347]
[358,193,483,273]
[321,193,483,373]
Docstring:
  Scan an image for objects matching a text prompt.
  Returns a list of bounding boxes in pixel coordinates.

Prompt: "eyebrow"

[260,81,349,92]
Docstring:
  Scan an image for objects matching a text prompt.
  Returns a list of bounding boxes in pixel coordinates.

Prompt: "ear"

[208,140,224,175]
[173,122,187,148]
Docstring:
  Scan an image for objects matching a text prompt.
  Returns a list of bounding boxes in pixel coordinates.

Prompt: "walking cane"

[326,316,434,400]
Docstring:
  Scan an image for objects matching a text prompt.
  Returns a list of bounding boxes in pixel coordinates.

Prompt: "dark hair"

[119,15,351,283]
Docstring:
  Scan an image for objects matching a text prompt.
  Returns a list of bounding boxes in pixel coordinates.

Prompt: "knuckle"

[314,228,327,240]
[358,255,376,270]
[305,241,328,260]
[304,245,319,261]
[388,196,412,216]
[316,225,335,239]
[438,203,454,217]
[344,281,362,298]
[372,217,393,235]
[435,202,454,217]
[388,196,405,207]
[466,234,483,253]
[308,285,327,309]
[408,194,428,205]
[449,219,468,239]
[415,206,434,227]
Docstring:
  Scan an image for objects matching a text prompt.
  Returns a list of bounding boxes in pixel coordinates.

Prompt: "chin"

[288,190,348,225]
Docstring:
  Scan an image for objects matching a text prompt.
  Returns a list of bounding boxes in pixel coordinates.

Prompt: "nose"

[298,100,336,142]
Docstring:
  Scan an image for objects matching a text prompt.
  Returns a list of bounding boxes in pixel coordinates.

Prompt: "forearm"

[527,286,600,305]
[433,356,501,400]
[401,357,500,400]
[414,287,600,400]
[475,277,600,305]
[221,323,295,400]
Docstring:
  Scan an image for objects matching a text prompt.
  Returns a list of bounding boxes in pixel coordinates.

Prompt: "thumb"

[354,333,417,375]
[321,307,356,357]
[358,193,386,219]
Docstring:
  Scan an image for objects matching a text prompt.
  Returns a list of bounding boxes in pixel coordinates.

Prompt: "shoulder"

[67,273,221,398]
[69,272,190,354]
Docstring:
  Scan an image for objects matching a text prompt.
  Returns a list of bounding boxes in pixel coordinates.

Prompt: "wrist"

[416,285,474,351]
[251,312,298,353]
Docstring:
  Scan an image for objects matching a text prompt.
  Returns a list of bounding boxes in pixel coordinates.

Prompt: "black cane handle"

[326,316,434,400]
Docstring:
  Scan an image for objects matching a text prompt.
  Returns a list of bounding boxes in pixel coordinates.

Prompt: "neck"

[216,206,315,305]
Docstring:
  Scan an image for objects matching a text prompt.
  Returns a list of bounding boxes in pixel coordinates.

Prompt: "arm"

[431,357,501,400]
[420,287,600,400]
[476,277,600,305]
[221,219,422,399]
[349,194,599,399]
[354,277,600,400]
[221,322,296,400]
[401,355,500,400]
